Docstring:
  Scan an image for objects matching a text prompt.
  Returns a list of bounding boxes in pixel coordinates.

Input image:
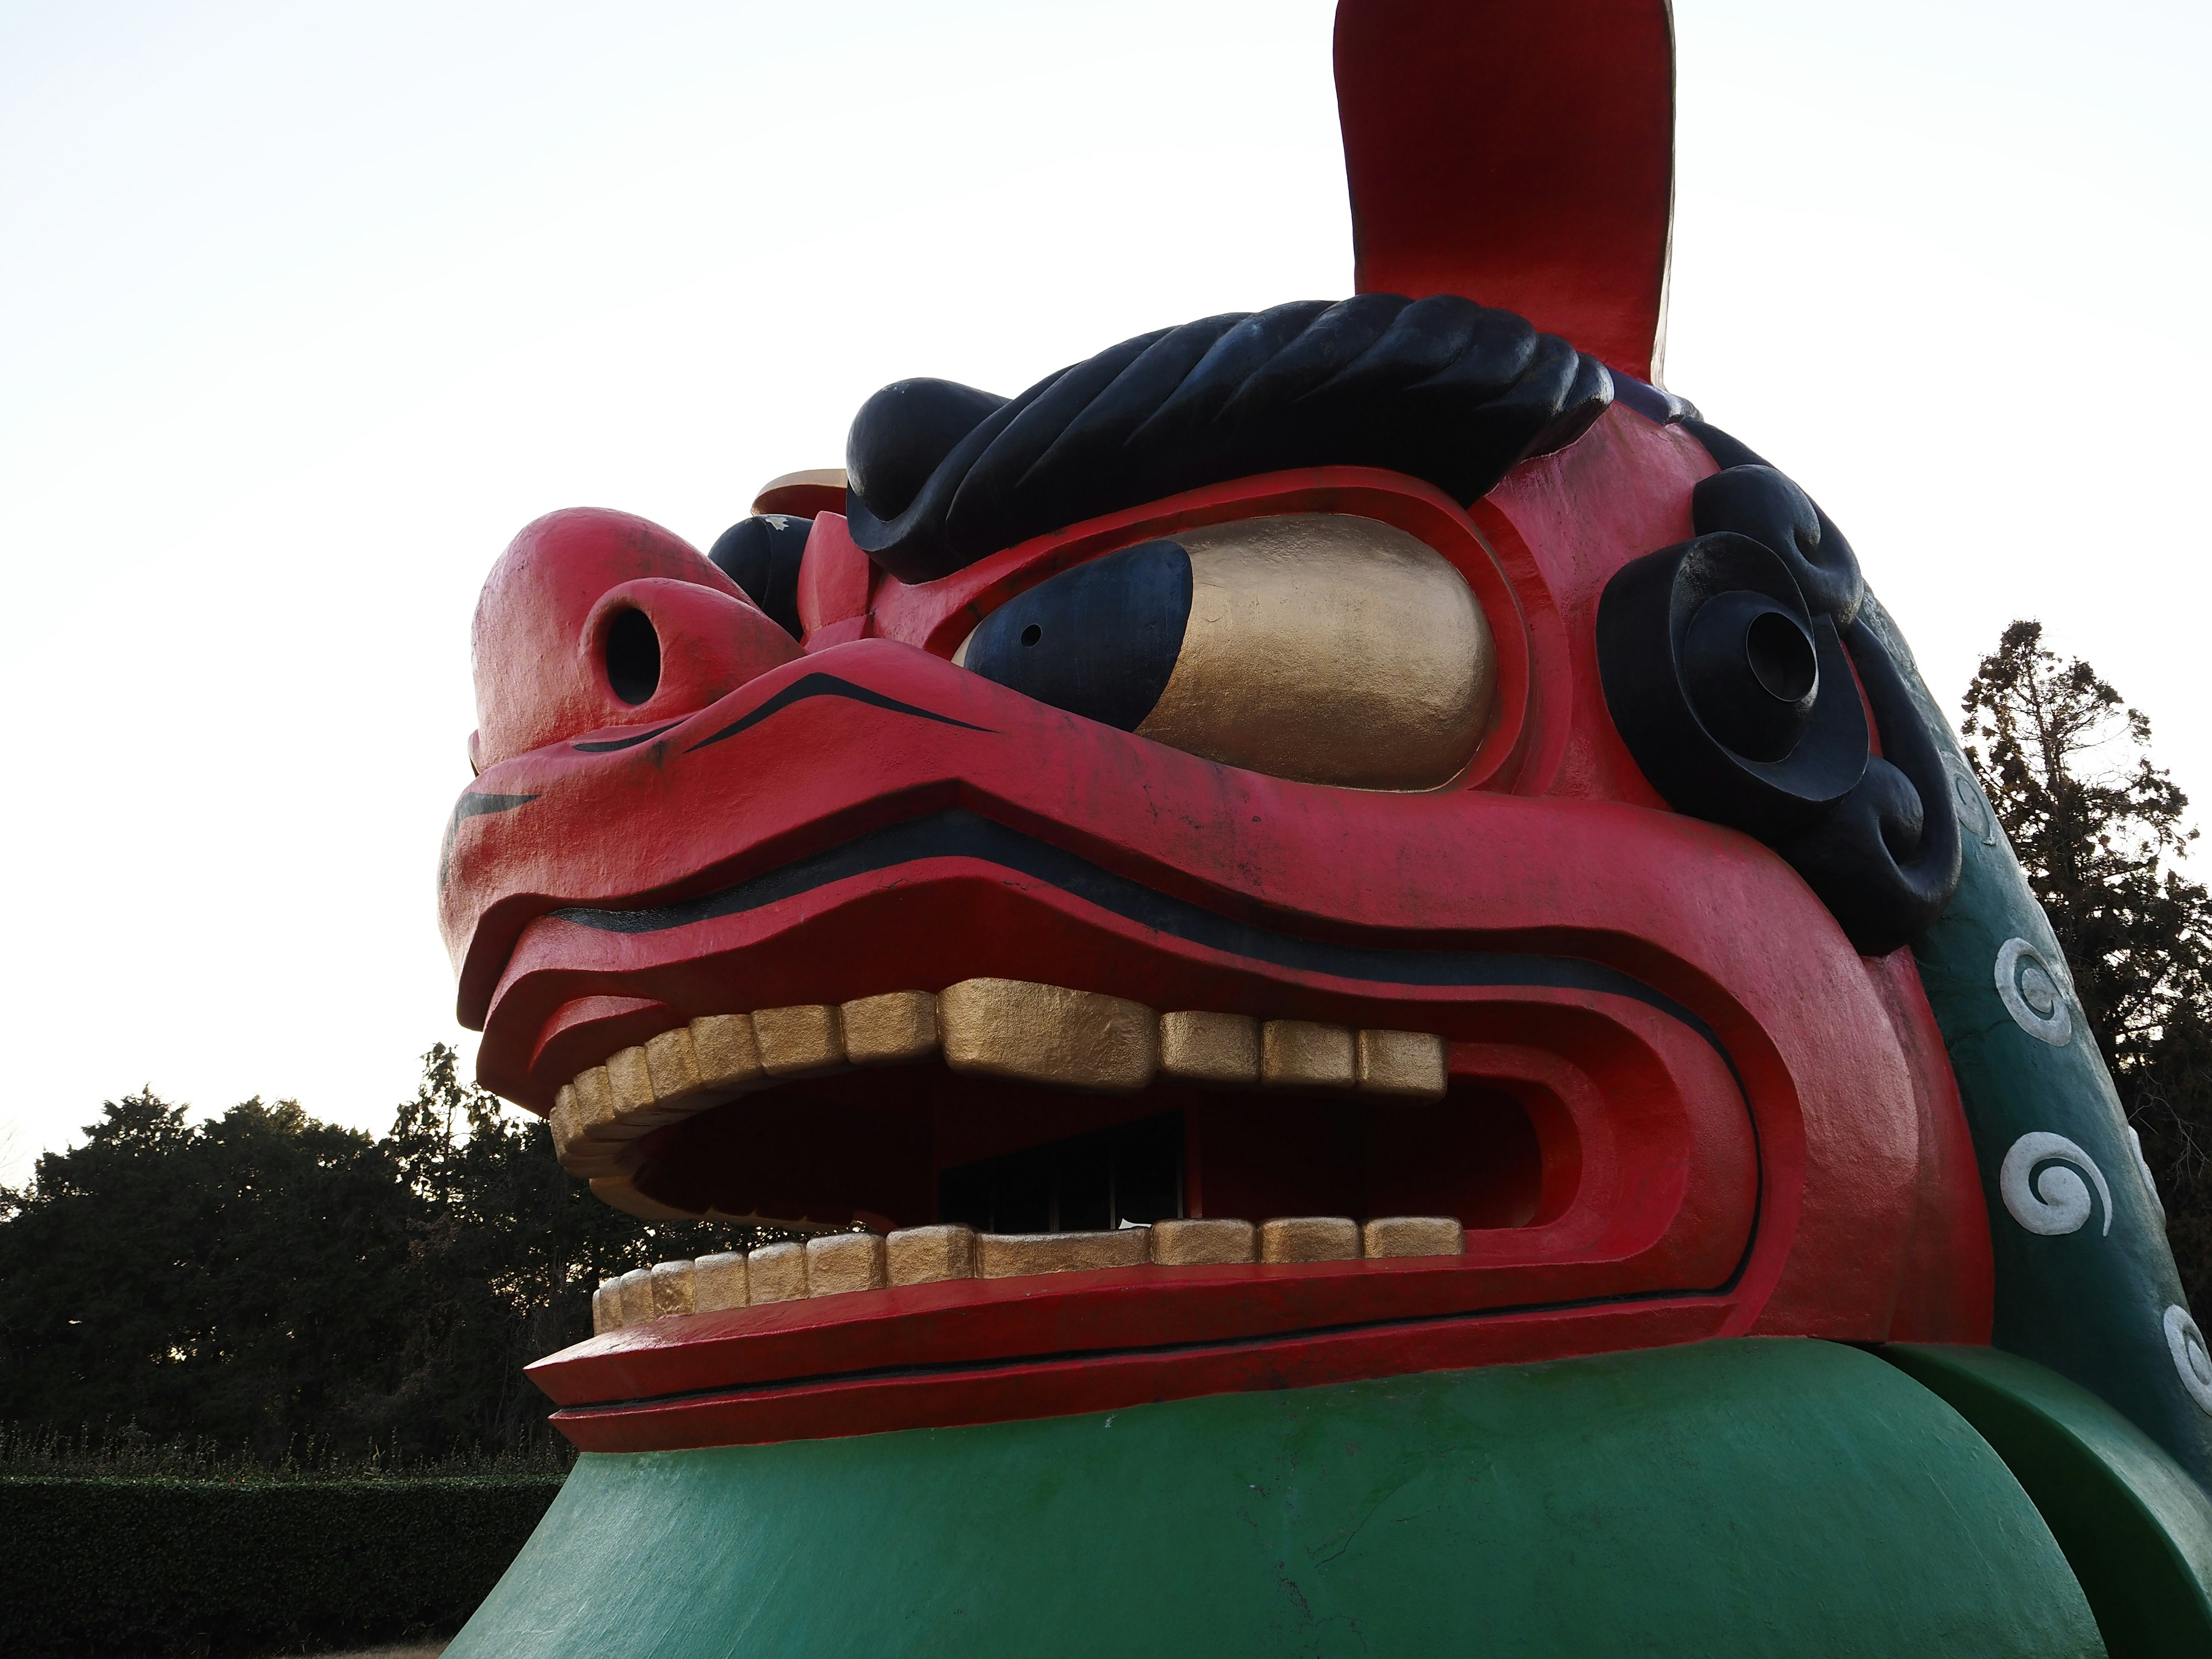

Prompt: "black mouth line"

[684,673,993,753]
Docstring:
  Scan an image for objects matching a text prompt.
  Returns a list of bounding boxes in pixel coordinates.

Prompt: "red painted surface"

[1335,0,1676,380]
[468,508,799,772]
[796,512,872,643]
[545,1297,1733,1450]
[442,8,1979,1447]
[446,399,1995,1448]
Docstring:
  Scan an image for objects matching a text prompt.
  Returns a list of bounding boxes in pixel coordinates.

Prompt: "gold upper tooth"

[571,1066,649,1142]
[1262,1021,1358,1090]
[841,991,940,1066]
[642,1027,706,1109]
[591,1214,1471,1332]
[548,983,1457,1194]
[1355,1029,1448,1101]
[752,1005,847,1076]
[940,979,1158,1092]
[689,1013,767,1099]
[1159,1011,1260,1086]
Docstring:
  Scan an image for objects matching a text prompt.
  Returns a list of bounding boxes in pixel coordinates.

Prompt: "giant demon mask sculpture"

[440,3,2212,1652]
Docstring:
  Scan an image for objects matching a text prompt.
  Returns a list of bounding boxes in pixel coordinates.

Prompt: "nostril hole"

[1745,609,1815,703]
[1020,623,1042,647]
[605,608,661,705]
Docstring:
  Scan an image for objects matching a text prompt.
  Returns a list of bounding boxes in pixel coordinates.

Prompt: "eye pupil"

[1020,624,1042,647]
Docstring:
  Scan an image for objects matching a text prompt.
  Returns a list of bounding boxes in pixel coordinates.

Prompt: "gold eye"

[1133,514,1494,790]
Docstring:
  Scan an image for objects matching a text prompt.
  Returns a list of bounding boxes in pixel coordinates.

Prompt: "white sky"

[1,0,2205,1182]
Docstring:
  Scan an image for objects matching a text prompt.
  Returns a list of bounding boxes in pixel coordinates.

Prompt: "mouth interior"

[635,1062,1548,1237]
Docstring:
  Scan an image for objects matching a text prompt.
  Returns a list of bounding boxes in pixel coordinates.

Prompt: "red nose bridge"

[469,507,805,772]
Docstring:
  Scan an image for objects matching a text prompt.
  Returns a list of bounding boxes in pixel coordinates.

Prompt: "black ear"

[1692,465,1864,625]
[1596,532,1868,843]
[1598,460,1963,955]
[1777,618,1962,953]
[707,515,810,641]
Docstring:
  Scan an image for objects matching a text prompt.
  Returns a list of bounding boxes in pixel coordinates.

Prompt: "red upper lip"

[447,636,1840,1103]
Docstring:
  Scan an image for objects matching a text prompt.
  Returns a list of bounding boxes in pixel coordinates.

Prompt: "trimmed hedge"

[0,1472,563,1657]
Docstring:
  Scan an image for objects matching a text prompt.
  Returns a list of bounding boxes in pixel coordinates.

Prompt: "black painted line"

[573,722,681,753]
[437,790,541,889]
[685,673,993,753]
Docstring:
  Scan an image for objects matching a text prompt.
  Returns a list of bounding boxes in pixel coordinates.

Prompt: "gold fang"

[1135,514,1495,789]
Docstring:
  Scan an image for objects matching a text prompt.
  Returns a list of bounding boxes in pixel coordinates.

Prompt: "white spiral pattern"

[1996,937,2073,1046]
[1949,766,2000,848]
[1999,1132,2111,1237]
[2164,1306,2212,1415]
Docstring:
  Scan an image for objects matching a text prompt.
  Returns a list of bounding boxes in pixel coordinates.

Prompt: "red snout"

[469,507,802,772]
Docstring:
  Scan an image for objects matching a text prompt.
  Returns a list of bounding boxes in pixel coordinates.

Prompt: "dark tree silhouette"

[1962,620,2212,1304]
[0,1048,782,1460]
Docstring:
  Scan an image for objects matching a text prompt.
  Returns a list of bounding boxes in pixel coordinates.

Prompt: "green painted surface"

[454,1339,2103,1658]
[1865,595,2212,1485]
[1884,1343,2212,1657]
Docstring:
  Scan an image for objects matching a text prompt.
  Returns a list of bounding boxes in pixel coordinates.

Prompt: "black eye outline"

[961,539,1193,734]
[604,607,662,706]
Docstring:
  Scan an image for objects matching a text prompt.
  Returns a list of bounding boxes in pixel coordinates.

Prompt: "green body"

[448,1338,2212,1657]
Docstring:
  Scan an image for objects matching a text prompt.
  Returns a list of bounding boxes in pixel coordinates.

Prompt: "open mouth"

[560,975,1558,1325]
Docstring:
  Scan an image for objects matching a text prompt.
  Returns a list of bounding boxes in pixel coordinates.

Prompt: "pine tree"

[1962,620,2212,1302]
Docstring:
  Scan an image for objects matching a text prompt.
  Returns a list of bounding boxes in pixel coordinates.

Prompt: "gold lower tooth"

[1149,1217,1257,1264]
[694,1250,749,1312]
[1362,1217,1465,1257]
[747,1239,808,1304]
[805,1232,887,1294]
[887,1224,978,1286]
[977,1229,1151,1278]
[649,1260,696,1317]
[591,1215,1467,1331]
[616,1267,654,1325]
[1259,1216,1362,1262]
